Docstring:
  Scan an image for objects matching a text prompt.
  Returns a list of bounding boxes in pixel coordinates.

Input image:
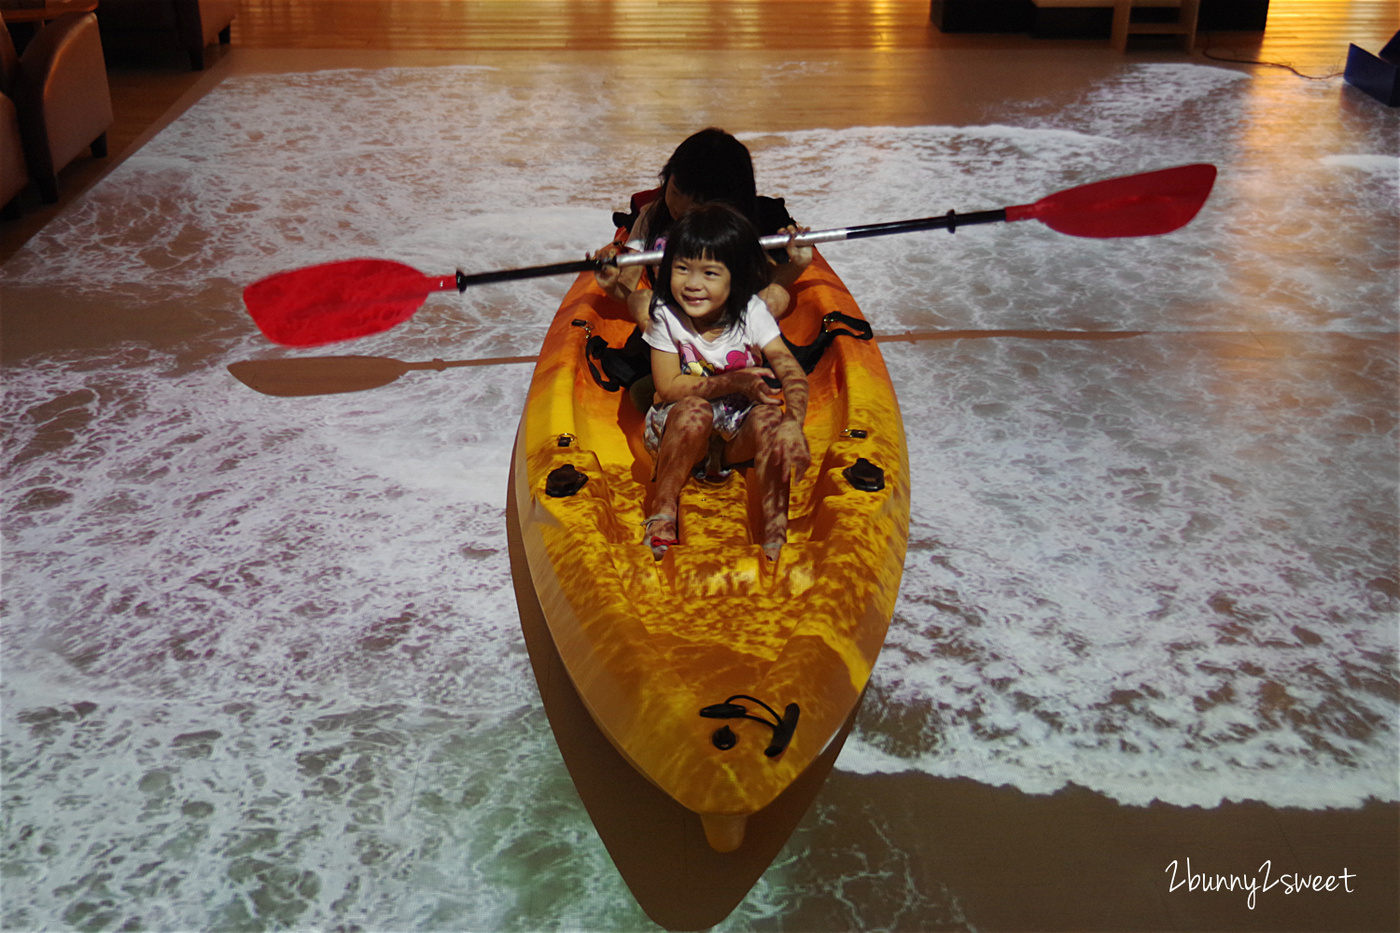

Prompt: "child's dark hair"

[646,128,758,249]
[656,204,772,329]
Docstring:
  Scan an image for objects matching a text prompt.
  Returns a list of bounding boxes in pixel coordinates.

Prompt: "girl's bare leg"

[729,405,788,560]
[650,397,713,545]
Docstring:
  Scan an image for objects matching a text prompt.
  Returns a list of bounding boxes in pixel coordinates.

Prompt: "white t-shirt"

[642,294,781,377]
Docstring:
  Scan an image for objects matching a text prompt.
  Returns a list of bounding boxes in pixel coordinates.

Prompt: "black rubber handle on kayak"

[764,703,801,758]
[700,695,800,757]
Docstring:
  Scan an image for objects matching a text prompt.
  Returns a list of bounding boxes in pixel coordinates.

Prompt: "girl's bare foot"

[761,529,785,563]
[642,513,679,560]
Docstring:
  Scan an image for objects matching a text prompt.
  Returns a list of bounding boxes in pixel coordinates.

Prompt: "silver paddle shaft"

[609,210,1010,269]
[612,227,854,269]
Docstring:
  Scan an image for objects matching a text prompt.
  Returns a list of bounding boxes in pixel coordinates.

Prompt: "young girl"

[629,204,812,563]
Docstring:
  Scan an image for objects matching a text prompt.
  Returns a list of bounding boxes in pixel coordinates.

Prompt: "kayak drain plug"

[545,464,588,497]
[844,457,885,492]
[700,695,800,757]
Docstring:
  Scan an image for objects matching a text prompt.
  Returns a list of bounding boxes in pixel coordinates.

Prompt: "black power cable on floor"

[1201,47,1347,80]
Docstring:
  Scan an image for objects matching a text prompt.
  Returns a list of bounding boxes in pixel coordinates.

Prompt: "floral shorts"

[643,394,755,457]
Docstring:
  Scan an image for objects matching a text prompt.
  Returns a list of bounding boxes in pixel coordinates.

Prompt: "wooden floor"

[1,0,1396,262]
[226,0,1400,57]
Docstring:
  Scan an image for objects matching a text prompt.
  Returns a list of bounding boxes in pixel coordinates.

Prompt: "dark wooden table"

[1,0,99,25]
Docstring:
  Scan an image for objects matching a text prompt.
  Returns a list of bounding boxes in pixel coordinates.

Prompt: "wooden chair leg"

[35,173,58,204]
[1179,0,1200,51]
[1111,0,1132,52]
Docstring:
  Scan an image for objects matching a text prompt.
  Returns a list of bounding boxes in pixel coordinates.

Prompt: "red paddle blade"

[1006,164,1217,238]
[244,259,455,347]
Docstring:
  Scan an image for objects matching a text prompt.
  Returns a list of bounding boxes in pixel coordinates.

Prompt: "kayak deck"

[512,251,909,849]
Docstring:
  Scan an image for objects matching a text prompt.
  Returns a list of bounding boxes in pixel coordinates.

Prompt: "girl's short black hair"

[656,204,772,329]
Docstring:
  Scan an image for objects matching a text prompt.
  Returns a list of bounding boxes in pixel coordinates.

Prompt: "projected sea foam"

[3,58,1396,931]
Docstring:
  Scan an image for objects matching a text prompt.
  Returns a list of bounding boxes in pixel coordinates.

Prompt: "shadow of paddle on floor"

[227,354,539,397]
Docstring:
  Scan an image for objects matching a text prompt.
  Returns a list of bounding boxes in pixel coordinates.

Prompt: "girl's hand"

[781,224,813,270]
[772,419,811,483]
[759,283,791,320]
[730,367,783,405]
[590,241,630,292]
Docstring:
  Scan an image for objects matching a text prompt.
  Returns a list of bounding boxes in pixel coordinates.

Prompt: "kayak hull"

[510,250,909,849]
[507,458,867,926]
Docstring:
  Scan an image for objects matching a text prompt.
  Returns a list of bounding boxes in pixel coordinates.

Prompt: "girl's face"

[663,177,699,220]
[669,254,732,327]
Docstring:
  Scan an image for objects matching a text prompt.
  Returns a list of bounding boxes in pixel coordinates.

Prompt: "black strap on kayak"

[582,327,650,393]
[783,311,873,374]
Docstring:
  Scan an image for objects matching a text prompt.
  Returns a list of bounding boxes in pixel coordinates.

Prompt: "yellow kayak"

[509,249,909,851]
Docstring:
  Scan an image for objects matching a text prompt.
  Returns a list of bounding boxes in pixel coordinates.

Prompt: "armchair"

[1,90,25,217]
[0,12,112,206]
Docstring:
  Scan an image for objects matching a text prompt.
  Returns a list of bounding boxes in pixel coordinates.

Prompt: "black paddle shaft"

[836,208,1010,242]
[449,208,1011,291]
[454,258,599,290]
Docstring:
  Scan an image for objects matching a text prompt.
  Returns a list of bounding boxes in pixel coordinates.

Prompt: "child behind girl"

[594,128,811,323]
[629,204,811,563]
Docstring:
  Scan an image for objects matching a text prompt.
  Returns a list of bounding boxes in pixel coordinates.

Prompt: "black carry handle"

[700,695,801,757]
